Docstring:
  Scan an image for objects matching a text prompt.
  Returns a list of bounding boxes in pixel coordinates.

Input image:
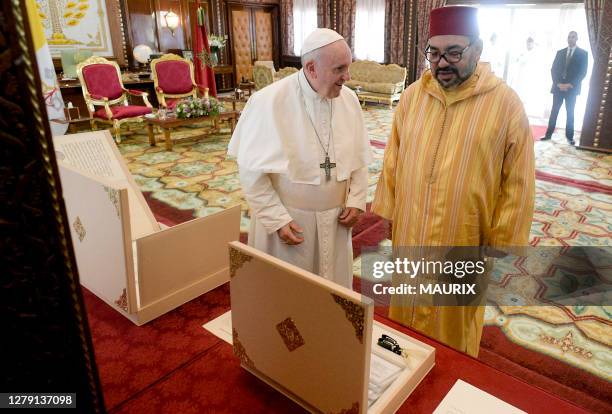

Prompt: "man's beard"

[435,61,476,89]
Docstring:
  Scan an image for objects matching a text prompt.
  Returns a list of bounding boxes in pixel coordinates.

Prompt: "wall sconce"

[162,10,180,36]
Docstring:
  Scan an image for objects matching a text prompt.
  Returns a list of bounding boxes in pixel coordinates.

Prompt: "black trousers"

[545,92,577,139]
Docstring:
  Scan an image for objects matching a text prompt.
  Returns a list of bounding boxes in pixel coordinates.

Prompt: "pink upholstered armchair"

[151,54,207,109]
[76,56,152,143]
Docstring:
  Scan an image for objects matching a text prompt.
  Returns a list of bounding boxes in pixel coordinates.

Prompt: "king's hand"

[338,207,361,228]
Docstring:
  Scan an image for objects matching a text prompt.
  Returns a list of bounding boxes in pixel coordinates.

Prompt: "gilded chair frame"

[76,56,152,143]
[150,53,203,108]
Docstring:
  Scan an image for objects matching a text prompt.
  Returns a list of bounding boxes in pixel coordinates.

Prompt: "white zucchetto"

[301,28,344,55]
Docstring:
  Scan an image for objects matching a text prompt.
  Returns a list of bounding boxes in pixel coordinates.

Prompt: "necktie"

[563,49,573,79]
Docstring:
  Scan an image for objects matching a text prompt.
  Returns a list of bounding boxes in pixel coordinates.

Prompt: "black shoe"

[567,138,575,146]
[539,136,552,141]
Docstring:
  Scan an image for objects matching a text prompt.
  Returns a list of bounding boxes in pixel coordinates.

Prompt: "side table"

[50,117,94,133]
[238,81,255,97]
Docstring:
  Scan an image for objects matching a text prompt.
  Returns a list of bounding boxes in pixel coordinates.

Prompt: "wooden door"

[229,4,279,84]
[231,8,253,84]
[254,10,273,61]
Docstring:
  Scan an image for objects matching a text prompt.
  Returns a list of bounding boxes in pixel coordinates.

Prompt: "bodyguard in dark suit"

[541,31,588,145]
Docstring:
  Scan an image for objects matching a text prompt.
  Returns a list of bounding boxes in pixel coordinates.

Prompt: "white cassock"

[227,70,372,288]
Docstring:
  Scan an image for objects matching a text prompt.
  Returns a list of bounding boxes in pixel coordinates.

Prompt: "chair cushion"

[364,82,396,95]
[345,80,396,95]
[155,60,194,94]
[165,99,180,110]
[82,64,124,100]
[93,105,152,120]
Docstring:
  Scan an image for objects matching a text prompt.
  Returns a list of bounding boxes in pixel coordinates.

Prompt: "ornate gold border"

[12,0,103,409]
[114,288,128,312]
[233,328,255,369]
[229,245,252,278]
[73,216,87,242]
[103,186,120,218]
[331,294,365,344]
[593,47,612,147]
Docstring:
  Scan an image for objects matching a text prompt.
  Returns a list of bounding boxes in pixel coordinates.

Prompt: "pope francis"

[228,29,372,288]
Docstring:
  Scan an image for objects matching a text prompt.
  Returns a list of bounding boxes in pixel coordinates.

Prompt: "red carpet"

[83,286,232,411]
[531,125,548,141]
[535,170,612,195]
[370,139,387,148]
[142,192,195,227]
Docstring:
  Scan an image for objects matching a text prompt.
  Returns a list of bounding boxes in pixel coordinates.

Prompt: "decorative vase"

[210,47,219,66]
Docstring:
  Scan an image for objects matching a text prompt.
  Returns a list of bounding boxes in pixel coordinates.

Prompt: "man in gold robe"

[372,6,535,357]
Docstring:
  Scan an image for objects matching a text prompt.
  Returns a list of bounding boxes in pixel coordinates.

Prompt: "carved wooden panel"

[579,0,612,152]
[231,8,253,82]
[1,0,104,409]
[255,10,273,61]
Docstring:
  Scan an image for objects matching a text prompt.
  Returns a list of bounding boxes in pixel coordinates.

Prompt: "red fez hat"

[429,6,479,39]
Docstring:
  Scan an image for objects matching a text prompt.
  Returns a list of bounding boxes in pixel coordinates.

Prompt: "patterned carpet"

[109,104,610,411]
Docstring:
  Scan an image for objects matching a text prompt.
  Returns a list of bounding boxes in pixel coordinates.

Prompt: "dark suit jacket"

[550,46,588,95]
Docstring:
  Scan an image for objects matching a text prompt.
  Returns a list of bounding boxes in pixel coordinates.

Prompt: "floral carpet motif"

[362,105,393,144]
[534,140,612,188]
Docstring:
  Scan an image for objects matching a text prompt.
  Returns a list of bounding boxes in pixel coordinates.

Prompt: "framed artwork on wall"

[36,0,127,66]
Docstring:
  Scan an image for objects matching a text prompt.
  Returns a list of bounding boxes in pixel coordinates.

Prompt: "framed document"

[37,0,127,66]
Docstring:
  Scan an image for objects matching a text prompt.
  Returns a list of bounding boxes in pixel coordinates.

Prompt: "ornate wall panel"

[1,0,104,408]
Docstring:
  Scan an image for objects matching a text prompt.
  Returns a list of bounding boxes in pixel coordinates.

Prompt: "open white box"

[228,241,435,414]
[54,131,241,325]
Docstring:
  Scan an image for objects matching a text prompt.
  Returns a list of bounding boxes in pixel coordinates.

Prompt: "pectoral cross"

[320,155,336,180]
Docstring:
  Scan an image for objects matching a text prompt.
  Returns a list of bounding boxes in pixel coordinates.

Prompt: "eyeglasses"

[424,43,471,63]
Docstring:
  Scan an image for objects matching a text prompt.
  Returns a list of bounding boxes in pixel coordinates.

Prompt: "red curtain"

[384,0,408,66]
[191,3,217,97]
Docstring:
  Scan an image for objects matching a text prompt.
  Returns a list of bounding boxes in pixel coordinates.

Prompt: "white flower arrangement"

[175,97,221,119]
[209,34,227,50]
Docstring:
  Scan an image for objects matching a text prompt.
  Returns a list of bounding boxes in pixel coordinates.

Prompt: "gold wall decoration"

[232,328,255,369]
[229,245,252,278]
[276,317,305,352]
[114,288,128,312]
[331,294,365,344]
[73,216,86,242]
